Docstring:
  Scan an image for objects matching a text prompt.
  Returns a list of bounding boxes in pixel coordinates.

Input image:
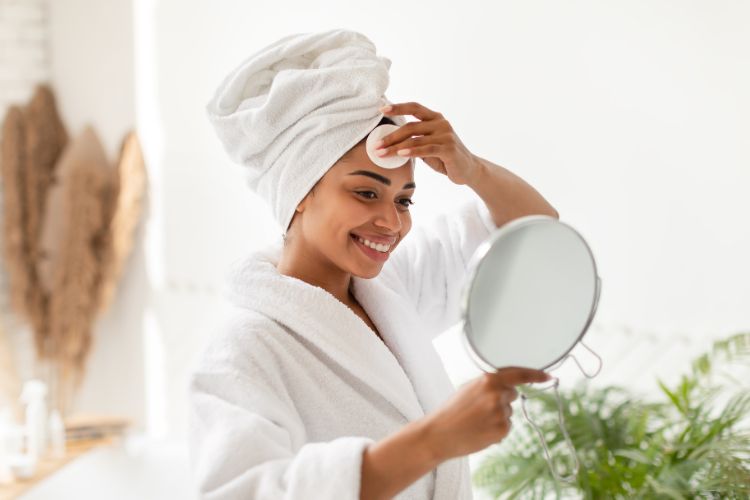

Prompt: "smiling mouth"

[350,233,393,261]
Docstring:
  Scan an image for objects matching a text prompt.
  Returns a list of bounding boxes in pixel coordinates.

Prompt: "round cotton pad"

[366,124,410,169]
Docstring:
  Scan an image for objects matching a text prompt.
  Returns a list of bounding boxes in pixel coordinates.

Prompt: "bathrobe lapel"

[352,272,467,500]
[350,272,457,415]
[228,241,426,423]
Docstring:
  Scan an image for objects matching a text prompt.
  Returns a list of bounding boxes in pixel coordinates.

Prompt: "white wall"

[47,0,136,157]
[0,0,49,113]
[5,0,748,443]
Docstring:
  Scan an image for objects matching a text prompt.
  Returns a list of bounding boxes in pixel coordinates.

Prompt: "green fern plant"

[472,332,750,499]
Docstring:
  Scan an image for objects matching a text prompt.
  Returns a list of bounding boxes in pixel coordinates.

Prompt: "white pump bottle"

[21,380,48,460]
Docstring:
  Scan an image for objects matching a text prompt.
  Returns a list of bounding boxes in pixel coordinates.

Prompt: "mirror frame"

[458,214,602,372]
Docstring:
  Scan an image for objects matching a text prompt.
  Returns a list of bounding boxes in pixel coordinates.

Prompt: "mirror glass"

[461,216,600,370]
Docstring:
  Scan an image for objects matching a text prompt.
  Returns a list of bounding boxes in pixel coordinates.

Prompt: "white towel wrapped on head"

[205,28,406,235]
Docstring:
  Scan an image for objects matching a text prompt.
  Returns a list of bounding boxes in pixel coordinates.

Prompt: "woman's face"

[292,139,416,278]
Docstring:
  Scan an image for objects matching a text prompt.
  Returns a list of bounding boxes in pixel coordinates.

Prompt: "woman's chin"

[349,254,382,274]
[356,267,381,279]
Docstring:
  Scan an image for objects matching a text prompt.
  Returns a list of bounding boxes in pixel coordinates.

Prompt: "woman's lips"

[350,232,397,245]
[350,233,390,262]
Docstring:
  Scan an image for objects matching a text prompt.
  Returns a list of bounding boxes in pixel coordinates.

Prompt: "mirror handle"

[565,274,603,379]
[574,341,603,378]
[558,342,603,379]
[520,377,580,484]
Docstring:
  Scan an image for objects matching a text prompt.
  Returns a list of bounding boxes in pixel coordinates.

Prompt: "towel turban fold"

[205,28,406,235]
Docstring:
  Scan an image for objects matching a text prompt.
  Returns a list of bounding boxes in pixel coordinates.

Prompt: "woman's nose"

[374,202,402,233]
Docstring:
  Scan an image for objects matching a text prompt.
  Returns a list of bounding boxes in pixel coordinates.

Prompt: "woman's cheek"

[348,197,371,217]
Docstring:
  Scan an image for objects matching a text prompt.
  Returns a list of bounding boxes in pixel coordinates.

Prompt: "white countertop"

[17,434,195,500]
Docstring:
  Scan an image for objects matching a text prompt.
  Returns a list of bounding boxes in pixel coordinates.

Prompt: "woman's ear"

[296,195,308,213]
[296,182,318,213]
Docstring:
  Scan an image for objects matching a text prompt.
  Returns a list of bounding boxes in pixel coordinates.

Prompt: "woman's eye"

[355,191,414,210]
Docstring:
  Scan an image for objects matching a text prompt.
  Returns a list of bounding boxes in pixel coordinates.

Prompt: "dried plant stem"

[1,84,146,417]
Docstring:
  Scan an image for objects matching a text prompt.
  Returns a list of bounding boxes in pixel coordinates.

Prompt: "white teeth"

[355,235,390,253]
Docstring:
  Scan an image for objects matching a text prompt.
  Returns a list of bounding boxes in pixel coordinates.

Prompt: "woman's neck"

[276,244,354,307]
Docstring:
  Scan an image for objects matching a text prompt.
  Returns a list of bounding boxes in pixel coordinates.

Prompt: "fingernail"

[380,105,392,113]
[397,149,411,156]
[373,139,384,149]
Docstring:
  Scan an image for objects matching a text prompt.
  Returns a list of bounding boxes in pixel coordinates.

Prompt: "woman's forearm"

[468,155,559,227]
[359,419,443,500]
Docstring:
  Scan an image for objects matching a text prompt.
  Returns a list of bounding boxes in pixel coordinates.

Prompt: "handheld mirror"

[458,214,603,482]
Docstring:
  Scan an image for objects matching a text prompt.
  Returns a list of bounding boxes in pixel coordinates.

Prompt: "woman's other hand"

[420,367,552,461]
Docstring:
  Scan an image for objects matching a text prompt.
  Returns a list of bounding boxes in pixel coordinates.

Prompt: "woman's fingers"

[493,366,552,386]
[506,387,519,403]
[497,403,513,440]
[393,142,444,159]
[375,120,435,149]
[375,111,452,155]
[380,101,442,121]
[374,124,437,157]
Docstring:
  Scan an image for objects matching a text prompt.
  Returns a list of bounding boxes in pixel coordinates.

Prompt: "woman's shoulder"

[190,308,291,379]
[187,308,305,432]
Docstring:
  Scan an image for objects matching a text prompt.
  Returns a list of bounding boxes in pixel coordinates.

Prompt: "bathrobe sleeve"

[388,194,497,339]
[187,318,375,500]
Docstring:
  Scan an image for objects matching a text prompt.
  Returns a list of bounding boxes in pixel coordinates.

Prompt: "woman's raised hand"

[376,101,483,186]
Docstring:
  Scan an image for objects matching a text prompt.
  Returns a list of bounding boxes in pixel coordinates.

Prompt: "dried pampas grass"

[97,131,146,313]
[0,84,146,414]
[0,88,69,357]
[40,126,117,407]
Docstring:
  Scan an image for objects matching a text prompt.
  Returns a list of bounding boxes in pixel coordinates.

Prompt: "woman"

[190,30,557,500]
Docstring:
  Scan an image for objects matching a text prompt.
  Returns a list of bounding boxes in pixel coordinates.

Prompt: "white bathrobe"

[188,194,497,499]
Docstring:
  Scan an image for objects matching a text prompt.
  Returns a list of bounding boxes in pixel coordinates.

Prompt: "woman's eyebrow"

[347,170,416,189]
